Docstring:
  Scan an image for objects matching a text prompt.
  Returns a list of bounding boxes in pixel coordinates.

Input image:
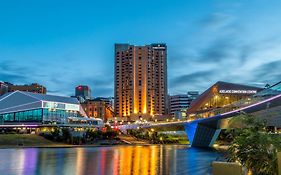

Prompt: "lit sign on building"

[42,101,80,111]
[219,90,257,94]
[152,46,166,50]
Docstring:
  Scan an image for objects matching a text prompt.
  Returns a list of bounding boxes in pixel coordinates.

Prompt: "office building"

[169,94,189,115]
[75,85,92,102]
[169,91,199,119]
[114,43,167,120]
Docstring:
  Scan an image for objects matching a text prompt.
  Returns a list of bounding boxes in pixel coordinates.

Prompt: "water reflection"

[0,145,220,175]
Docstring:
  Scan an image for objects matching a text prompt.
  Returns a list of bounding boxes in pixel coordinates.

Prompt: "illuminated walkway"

[121,87,281,147]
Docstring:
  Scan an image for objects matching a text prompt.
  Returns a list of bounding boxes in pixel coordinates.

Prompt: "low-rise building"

[8,83,46,94]
[169,91,199,119]
[81,98,114,121]
[170,94,189,116]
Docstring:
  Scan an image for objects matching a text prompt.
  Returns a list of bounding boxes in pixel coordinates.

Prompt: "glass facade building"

[0,91,103,126]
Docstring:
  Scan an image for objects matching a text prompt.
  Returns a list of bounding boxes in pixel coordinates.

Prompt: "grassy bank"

[127,129,189,144]
[0,134,68,148]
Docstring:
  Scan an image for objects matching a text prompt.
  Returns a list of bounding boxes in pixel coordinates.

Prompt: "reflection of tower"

[75,148,85,175]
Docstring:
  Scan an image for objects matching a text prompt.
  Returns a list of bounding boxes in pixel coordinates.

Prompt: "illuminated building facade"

[81,98,114,121]
[8,83,46,94]
[114,43,167,120]
[187,81,263,118]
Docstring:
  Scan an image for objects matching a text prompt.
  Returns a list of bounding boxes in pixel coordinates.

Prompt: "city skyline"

[1,0,281,97]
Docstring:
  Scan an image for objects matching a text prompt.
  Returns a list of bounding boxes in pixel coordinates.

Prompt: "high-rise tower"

[75,85,92,103]
[114,43,167,120]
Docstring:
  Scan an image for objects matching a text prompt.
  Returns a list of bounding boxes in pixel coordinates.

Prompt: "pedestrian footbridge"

[121,82,281,147]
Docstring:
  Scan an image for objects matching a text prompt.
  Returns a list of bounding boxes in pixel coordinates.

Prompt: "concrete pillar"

[184,122,221,147]
[212,161,246,175]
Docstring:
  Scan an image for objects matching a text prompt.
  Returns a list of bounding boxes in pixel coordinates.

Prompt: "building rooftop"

[0,91,78,104]
[0,91,80,114]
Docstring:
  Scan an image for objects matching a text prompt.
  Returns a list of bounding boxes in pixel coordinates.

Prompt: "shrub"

[227,114,281,175]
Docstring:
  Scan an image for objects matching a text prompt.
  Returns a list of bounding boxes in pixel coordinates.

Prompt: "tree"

[226,113,281,175]
[61,128,71,143]
[50,127,60,140]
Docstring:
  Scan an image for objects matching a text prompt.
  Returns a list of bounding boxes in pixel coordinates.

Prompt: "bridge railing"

[188,95,275,121]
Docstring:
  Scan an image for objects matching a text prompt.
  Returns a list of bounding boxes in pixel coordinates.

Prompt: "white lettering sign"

[152,47,166,49]
[219,90,257,94]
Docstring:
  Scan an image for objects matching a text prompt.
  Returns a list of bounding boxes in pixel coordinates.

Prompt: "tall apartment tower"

[114,43,167,120]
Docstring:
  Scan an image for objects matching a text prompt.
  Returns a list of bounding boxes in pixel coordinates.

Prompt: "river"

[0,145,222,175]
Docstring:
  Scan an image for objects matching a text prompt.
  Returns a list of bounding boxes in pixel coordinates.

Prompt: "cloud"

[92,87,113,97]
[251,60,281,85]
[170,70,217,93]
[168,9,281,95]
[0,59,114,97]
[199,38,236,63]
[200,13,233,30]
[0,60,29,83]
[0,72,27,83]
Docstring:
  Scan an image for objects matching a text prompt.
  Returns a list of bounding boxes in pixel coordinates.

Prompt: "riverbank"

[0,134,193,149]
[0,134,69,148]
[0,134,153,149]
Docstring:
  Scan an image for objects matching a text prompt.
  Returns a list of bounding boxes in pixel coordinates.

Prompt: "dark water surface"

[0,145,221,175]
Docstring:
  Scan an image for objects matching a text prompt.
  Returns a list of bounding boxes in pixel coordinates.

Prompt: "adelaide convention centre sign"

[219,89,257,94]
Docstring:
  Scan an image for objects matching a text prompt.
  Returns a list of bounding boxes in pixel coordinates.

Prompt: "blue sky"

[1,0,281,97]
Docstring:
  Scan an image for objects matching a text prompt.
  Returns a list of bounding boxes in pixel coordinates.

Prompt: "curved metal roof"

[0,91,80,114]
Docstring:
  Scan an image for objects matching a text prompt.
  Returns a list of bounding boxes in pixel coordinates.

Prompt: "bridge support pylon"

[184,122,221,147]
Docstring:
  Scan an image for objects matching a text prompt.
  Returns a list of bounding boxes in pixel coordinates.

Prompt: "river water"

[0,145,221,175]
